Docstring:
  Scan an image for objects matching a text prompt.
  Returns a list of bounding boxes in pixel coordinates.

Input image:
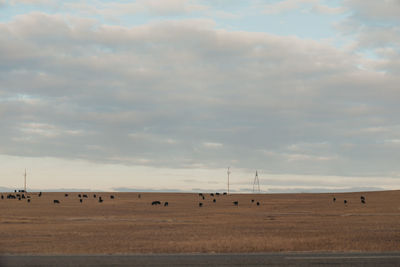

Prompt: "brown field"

[1,190,400,254]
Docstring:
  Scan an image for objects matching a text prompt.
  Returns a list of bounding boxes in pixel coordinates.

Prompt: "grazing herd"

[0,191,117,205]
[1,190,370,210]
[332,195,367,205]
[195,193,261,208]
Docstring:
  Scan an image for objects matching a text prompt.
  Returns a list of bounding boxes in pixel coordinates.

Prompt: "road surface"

[1,252,400,266]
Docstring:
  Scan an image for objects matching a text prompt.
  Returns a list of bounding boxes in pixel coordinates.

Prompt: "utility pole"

[24,169,27,192]
[227,167,231,195]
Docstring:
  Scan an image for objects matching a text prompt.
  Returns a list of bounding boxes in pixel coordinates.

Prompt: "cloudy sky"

[1,0,400,192]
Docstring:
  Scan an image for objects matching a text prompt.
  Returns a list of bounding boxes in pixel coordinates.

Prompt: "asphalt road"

[1,252,400,266]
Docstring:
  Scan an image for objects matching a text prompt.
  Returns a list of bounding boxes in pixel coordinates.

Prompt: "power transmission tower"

[253,170,260,193]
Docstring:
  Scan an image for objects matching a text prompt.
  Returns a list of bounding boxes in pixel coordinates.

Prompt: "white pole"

[227,167,230,195]
[24,169,27,192]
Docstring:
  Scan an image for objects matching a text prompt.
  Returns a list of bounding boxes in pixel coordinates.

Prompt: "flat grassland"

[1,190,399,254]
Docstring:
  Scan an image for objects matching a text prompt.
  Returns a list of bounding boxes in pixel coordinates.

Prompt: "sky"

[1,0,400,193]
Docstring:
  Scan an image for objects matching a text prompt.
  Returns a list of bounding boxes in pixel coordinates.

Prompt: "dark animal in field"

[213,199,216,203]
[361,199,366,204]
[251,199,255,203]
[233,201,239,206]
[14,190,17,193]
[99,197,103,203]
[360,196,365,201]
[216,193,220,196]
[93,194,96,198]
[22,194,25,199]
[110,195,114,199]
[7,194,16,199]
[83,194,88,198]
[199,193,203,197]
[27,196,31,199]
[223,192,227,195]
[80,199,83,203]
[65,194,68,197]
[27,199,31,203]
[210,193,214,197]
[54,200,60,204]
[256,202,260,206]
[344,200,347,204]
[333,197,336,202]
[152,201,161,205]
[202,196,205,200]
[18,197,21,201]
[1,195,3,199]
[16,194,21,198]
[199,202,203,207]
[138,194,141,199]
[38,192,42,197]
[164,202,169,207]
[78,194,82,198]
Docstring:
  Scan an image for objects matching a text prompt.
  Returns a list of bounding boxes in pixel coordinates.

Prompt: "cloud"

[343,0,400,22]
[203,142,223,148]
[337,0,400,61]
[1,11,400,181]
[262,0,346,15]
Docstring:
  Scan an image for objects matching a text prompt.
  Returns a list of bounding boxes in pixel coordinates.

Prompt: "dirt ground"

[1,190,399,254]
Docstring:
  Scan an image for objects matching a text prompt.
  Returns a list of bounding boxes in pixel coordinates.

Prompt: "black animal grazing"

[38,192,42,197]
[361,199,366,204]
[83,194,88,198]
[164,202,169,207]
[216,193,220,196]
[202,196,205,200]
[93,194,97,198]
[199,202,203,207]
[138,194,141,199]
[65,194,69,197]
[210,193,214,197]
[213,199,216,203]
[199,193,203,197]
[80,199,83,203]
[344,200,347,204]
[360,196,365,201]
[223,192,227,195]
[27,199,31,203]
[110,195,114,199]
[256,202,260,206]
[99,197,103,203]
[18,197,21,201]
[22,194,25,199]
[233,201,239,206]
[1,195,3,199]
[333,197,336,202]
[54,200,60,204]
[78,194,82,198]
[251,199,255,203]
[152,201,161,205]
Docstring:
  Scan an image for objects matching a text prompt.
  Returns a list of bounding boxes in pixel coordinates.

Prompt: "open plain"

[1,190,400,254]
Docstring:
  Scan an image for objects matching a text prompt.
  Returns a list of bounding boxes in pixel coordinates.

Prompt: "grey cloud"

[337,0,400,76]
[1,13,400,179]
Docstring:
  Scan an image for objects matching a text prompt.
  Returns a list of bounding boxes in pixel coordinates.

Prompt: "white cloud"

[262,0,346,15]
[203,142,223,148]
[0,10,400,181]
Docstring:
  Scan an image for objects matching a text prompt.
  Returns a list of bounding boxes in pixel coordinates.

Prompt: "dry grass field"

[1,190,400,254]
